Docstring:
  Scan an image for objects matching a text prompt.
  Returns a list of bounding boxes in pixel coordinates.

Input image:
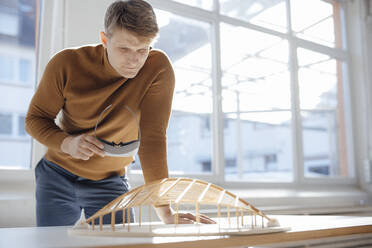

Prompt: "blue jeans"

[35,157,134,227]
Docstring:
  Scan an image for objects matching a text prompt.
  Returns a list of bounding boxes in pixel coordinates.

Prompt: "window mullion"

[147,0,214,22]
[211,0,224,184]
[287,0,304,184]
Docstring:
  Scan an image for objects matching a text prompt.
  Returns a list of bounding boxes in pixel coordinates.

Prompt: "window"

[19,59,31,83]
[220,0,287,32]
[297,48,349,178]
[0,56,15,81]
[146,0,352,184]
[18,115,27,136]
[220,23,292,182]
[0,113,29,137]
[0,113,12,135]
[0,56,34,84]
[0,13,19,36]
[133,9,213,174]
[290,0,339,48]
[171,0,213,10]
[0,0,38,170]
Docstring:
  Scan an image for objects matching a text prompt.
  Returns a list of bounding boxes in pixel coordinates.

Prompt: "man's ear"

[100,31,108,48]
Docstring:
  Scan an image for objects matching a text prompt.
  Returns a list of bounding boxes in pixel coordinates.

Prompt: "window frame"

[0,0,49,184]
[0,47,36,87]
[126,0,358,188]
[2,0,371,207]
[0,112,13,136]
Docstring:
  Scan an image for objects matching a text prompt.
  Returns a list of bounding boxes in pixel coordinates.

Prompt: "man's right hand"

[61,134,105,160]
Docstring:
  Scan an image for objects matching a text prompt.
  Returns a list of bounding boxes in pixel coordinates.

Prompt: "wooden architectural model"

[70,177,289,237]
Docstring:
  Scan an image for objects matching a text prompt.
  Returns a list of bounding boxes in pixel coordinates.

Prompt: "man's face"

[101,28,153,78]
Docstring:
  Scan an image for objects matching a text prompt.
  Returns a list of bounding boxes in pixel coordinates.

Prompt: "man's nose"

[128,51,140,65]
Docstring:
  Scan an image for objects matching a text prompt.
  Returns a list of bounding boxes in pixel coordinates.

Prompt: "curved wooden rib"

[85,177,273,225]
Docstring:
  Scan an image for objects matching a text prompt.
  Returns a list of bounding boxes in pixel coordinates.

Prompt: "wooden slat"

[234,196,239,208]
[198,183,211,203]
[175,179,197,204]
[138,206,141,227]
[111,211,115,231]
[99,216,102,231]
[195,202,200,224]
[127,208,130,232]
[217,190,226,206]
[136,180,167,206]
[158,178,182,198]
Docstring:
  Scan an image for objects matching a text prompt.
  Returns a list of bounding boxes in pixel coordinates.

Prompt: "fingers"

[69,134,105,160]
[79,147,93,157]
[177,217,194,224]
[178,213,196,222]
[198,214,216,224]
[172,213,194,224]
[85,135,104,149]
[176,213,216,224]
[76,151,90,160]
[81,135,105,157]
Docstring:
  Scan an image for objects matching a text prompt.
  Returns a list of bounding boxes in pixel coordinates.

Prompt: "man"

[26,0,214,226]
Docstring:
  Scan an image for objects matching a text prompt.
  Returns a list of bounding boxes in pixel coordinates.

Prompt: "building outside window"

[0,113,12,135]
[0,0,37,170]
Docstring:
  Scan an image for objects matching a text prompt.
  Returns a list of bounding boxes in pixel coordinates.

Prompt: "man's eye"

[120,48,129,52]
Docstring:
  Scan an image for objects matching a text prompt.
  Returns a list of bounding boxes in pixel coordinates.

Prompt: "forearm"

[154,204,173,223]
[25,113,69,151]
[138,131,169,183]
[25,49,69,151]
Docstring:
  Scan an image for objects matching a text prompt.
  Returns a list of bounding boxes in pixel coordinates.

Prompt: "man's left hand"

[154,205,216,224]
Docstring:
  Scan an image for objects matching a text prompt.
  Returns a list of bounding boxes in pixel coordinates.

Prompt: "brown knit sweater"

[25,44,175,182]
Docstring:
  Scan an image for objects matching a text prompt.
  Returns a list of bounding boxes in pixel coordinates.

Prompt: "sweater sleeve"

[138,53,175,184]
[25,51,70,151]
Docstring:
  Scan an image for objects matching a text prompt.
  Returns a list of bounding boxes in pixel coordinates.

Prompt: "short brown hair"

[104,0,159,39]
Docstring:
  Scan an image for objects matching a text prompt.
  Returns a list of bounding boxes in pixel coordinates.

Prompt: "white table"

[1,215,372,248]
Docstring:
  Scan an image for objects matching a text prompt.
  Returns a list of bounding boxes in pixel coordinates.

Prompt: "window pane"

[290,0,343,48]
[133,10,213,174]
[224,112,293,182]
[171,0,213,10]
[302,111,339,177]
[297,48,337,110]
[0,12,19,36]
[18,115,27,136]
[19,59,31,82]
[298,48,351,178]
[0,56,15,81]
[0,0,37,169]
[220,0,287,32]
[0,137,32,170]
[220,23,293,181]
[0,114,12,135]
